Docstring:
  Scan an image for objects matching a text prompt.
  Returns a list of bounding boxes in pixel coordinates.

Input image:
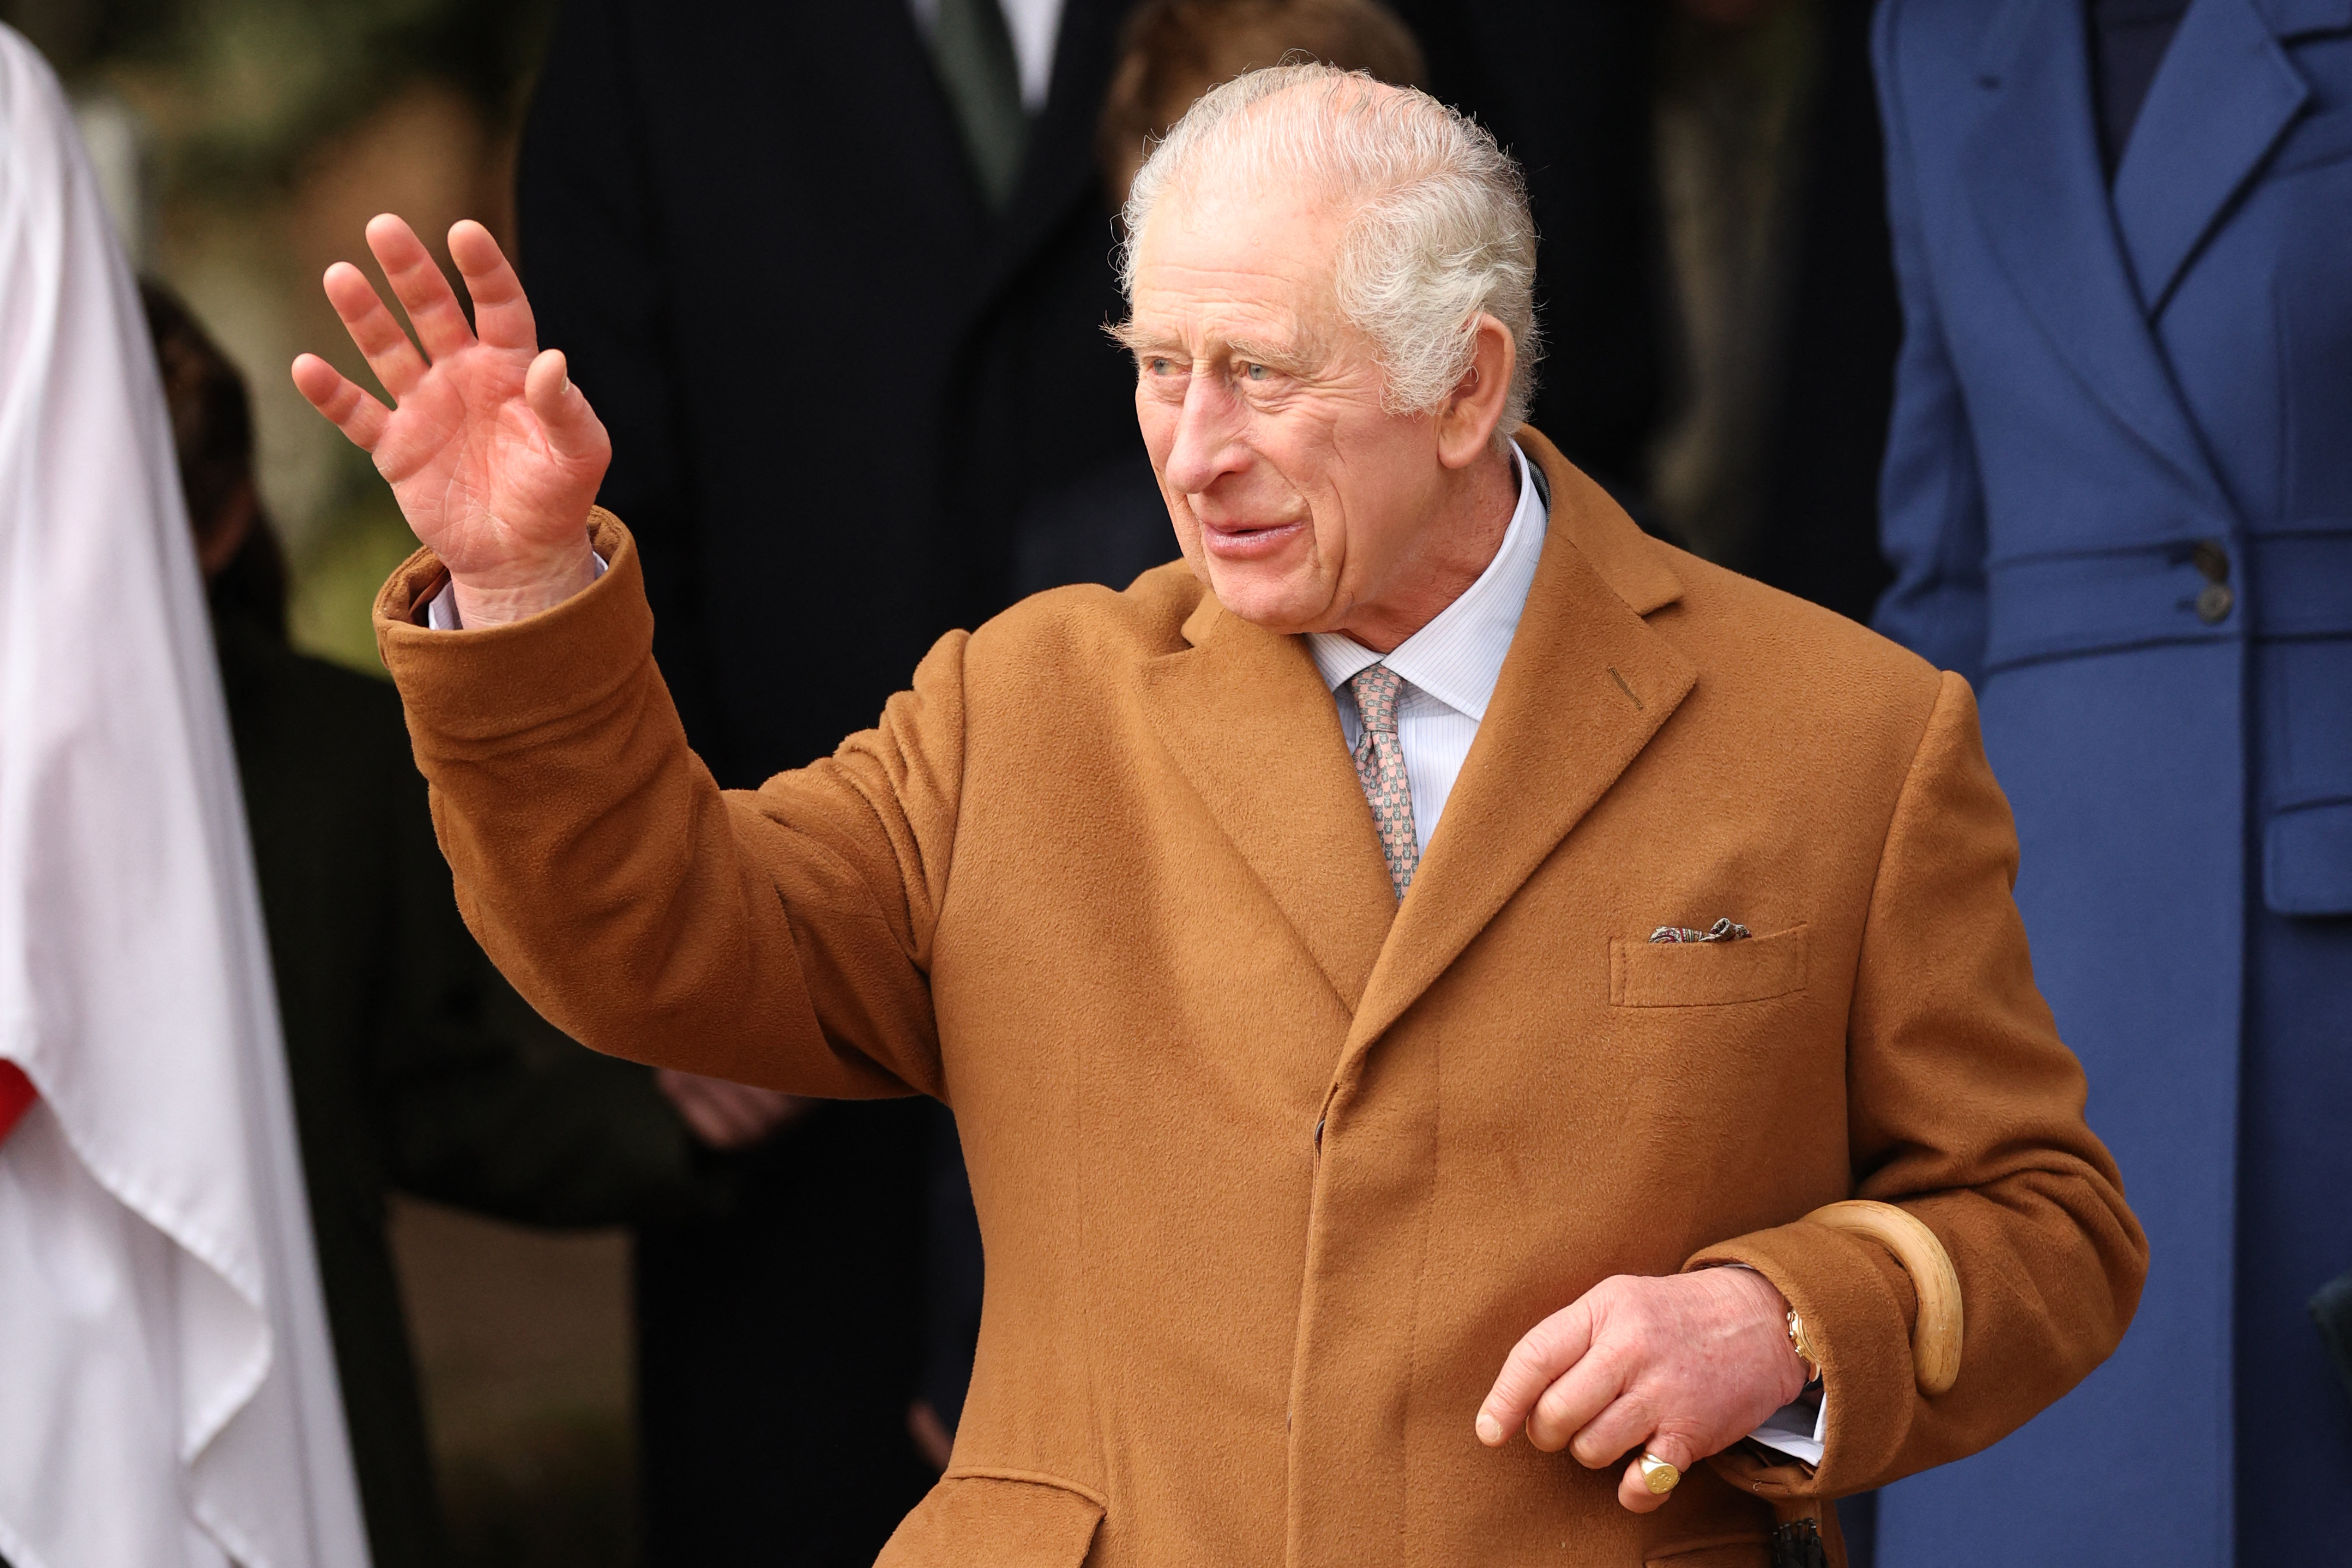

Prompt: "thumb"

[525,348,608,463]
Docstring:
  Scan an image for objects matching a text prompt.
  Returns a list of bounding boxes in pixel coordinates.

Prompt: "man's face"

[1121,178,1451,636]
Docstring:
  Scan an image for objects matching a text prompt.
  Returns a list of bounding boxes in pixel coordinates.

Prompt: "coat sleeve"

[374,513,955,1104]
[1868,0,1991,686]
[1690,671,2148,1499]
[368,720,729,1229]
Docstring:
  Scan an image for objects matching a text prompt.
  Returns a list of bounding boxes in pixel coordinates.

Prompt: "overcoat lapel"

[1139,438,1696,1038]
[1346,445,1696,1059]
[2111,0,2309,315]
[1141,599,1399,1014]
[1960,0,2227,506]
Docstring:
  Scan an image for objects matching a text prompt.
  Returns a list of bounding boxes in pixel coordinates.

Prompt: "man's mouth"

[1199,516,1306,562]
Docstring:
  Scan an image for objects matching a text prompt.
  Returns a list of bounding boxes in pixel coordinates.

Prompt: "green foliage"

[11,0,554,184]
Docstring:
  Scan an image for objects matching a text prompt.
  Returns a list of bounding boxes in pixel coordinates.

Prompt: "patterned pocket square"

[1649,918,1753,944]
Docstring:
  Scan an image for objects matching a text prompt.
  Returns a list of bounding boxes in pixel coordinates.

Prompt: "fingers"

[525,349,611,464]
[1617,1429,1696,1515]
[656,1070,749,1147]
[1478,1301,1595,1446]
[365,213,476,361]
[1527,1344,1625,1454]
[290,352,389,450]
[1563,1387,1656,1469]
[448,219,538,351]
[656,1070,802,1151]
[321,261,429,401]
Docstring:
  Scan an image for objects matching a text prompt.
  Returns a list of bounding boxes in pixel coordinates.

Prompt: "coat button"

[2192,539,2230,584]
[2197,582,2235,624]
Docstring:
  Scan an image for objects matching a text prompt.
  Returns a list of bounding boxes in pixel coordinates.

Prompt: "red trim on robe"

[0,1061,36,1145]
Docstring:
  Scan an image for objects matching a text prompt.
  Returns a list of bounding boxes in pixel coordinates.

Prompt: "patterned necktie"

[1348,664,1421,900]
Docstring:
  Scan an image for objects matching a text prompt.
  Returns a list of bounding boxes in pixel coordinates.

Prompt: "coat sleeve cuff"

[372,509,652,747]
[1687,1219,1920,1495]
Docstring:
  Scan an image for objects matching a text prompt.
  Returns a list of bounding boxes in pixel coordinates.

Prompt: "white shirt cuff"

[425,550,608,630]
[1749,1384,1827,1467]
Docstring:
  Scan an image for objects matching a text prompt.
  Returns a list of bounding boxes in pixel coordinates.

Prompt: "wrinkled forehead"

[1123,176,1352,356]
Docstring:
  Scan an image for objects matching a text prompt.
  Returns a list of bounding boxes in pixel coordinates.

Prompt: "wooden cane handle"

[1803,1200,1964,1396]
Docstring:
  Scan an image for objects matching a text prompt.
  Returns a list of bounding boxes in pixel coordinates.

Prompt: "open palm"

[292,215,609,621]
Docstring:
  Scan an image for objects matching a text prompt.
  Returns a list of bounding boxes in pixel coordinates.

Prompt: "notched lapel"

[1345,450,1697,1060]
[2112,0,2311,314]
[1140,602,1398,1014]
[1960,0,2229,508]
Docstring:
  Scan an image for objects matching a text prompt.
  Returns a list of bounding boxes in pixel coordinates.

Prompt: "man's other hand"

[655,1068,807,1151]
[292,215,609,626]
[1476,1267,1808,1513]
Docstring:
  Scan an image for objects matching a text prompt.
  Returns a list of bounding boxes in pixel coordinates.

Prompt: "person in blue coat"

[1863,0,2352,1561]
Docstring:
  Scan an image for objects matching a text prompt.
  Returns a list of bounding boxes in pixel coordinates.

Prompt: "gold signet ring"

[1639,1452,1682,1495]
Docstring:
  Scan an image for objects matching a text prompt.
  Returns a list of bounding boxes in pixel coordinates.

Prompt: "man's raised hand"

[291,215,609,626]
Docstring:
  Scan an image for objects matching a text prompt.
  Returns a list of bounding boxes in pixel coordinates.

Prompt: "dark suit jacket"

[216,614,715,1568]
[516,4,1146,1559]
[517,0,1147,787]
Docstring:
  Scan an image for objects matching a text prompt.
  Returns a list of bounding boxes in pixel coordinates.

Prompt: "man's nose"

[1161,374,1244,496]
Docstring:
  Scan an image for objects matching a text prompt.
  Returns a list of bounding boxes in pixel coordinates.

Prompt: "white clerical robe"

[0,24,370,1568]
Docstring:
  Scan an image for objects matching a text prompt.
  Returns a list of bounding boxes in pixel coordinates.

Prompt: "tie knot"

[1349,663,1405,736]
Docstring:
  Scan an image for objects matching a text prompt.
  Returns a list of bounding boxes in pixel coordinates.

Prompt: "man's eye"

[1245,362,1270,381]
[1148,358,1170,375]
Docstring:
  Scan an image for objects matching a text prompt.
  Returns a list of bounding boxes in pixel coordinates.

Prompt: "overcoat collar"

[1961,0,2233,507]
[1138,430,1695,1039]
[2111,0,2311,315]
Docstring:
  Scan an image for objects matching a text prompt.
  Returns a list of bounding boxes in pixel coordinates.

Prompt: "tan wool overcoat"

[375,433,2145,1568]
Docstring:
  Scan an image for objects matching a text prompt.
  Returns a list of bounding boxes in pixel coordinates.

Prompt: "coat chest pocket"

[1610,924,1809,1007]
[878,1472,1105,1567]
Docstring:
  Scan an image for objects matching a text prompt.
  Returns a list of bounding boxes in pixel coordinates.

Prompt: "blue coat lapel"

[2111,0,2310,315]
[1961,0,2226,503]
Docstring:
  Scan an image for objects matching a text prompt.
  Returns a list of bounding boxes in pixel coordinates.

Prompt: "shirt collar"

[1306,439,1549,721]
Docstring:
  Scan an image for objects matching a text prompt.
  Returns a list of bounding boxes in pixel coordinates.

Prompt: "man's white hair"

[1118,63,1542,430]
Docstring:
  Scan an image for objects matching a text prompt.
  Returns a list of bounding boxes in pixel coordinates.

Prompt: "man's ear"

[1435,314,1516,471]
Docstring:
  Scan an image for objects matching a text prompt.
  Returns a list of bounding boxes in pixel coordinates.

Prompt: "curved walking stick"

[1803,1200,1964,1396]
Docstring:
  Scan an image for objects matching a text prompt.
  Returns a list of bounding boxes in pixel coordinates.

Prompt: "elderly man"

[295,68,2142,1567]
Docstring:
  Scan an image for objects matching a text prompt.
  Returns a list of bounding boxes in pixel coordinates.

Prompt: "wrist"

[1709,1265,1811,1403]
[447,535,601,627]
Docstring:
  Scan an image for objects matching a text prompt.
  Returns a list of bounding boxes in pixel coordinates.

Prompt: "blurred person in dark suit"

[1743,0,1901,629]
[1644,0,1902,630]
[141,281,787,1568]
[515,2,1148,1558]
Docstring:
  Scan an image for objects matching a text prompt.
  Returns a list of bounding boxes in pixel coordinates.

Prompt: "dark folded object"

[2313,1269,2352,1403]
[1770,1517,1831,1568]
